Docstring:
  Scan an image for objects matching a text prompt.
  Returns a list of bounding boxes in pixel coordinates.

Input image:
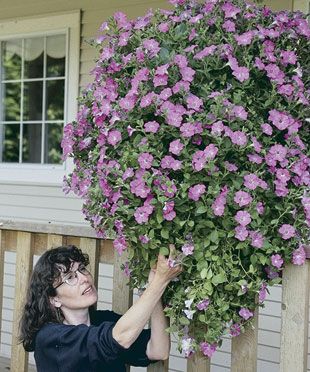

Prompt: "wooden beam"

[1,230,17,252]
[0,220,97,238]
[147,359,169,372]
[79,237,99,287]
[99,239,114,264]
[47,234,64,249]
[11,232,34,372]
[112,250,133,314]
[231,312,258,372]
[112,250,133,371]
[0,231,4,348]
[280,262,310,372]
[187,351,211,372]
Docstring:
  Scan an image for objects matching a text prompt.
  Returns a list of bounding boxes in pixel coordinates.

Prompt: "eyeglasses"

[54,264,91,289]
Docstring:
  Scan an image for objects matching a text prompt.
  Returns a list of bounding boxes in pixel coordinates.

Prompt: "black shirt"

[34,310,154,372]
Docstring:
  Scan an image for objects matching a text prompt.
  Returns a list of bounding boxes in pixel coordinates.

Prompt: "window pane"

[22,123,41,163]
[2,82,21,121]
[2,40,22,80]
[24,38,44,79]
[1,124,20,162]
[47,35,66,77]
[46,80,64,120]
[44,123,63,164]
[23,81,43,121]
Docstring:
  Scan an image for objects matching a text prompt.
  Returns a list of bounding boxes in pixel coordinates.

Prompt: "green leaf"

[205,220,214,228]
[174,23,187,39]
[212,273,227,285]
[258,255,267,265]
[179,316,190,325]
[207,268,213,280]
[161,229,169,239]
[250,255,257,266]
[200,268,208,279]
[248,264,256,274]
[159,247,169,256]
[158,48,170,64]
[196,206,208,214]
[156,211,163,224]
[210,230,219,243]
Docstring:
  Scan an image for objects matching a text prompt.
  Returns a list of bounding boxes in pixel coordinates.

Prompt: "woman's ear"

[50,296,62,308]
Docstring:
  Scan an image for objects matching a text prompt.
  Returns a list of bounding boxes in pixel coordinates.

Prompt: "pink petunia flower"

[292,246,306,265]
[234,225,249,241]
[230,323,241,337]
[234,31,254,45]
[186,94,203,111]
[244,174,263,190]
[271,254,283,268]
[182,243,194,256]
[261,123,273,135]
[138,152,153,169]
[197,299,210,310]
[249,231,264,248]
[278,224,296,240]
[223,20,235,32]
[230,131,248,146]
[163,201,176,221]
[239,307,253,320]
[144,121,160,133]
[200,342,217,358]
[188,184,206,201]
[259,283,267,303]
[235,211,252,226]
[234,191,253,207]
[169,139,184,155]
[232,66,250,82]
[107,130,122,146]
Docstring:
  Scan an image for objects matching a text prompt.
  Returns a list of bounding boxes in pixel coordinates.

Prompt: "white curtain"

[5,35,65,61]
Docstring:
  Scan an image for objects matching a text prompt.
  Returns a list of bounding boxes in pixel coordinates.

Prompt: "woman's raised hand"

[153,244,182,284]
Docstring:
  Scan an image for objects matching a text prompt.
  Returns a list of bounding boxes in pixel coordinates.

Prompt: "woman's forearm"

[146,300,170,360]
[112,276,169,349]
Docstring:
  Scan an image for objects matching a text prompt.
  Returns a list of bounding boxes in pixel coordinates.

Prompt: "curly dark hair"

[19,245,89,352]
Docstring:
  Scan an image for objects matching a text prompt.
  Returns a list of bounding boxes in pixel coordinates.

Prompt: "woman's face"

[52,261,98,312]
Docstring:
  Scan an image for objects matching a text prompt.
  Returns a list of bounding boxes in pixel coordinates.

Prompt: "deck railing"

[0,221,309,372]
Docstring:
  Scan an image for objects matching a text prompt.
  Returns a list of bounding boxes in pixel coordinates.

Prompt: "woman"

[19,244,182,372]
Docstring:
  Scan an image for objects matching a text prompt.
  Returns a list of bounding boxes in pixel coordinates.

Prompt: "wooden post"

[0,230,4,348]
[112,249,133,314]
[79,237,99,288]
[47,234,63,249]
[280,262,310,372]
[187,351,211,372]
[11,232,33,372]
[231,311,258,372]
[112,249,133,372]
[148,359,169,372]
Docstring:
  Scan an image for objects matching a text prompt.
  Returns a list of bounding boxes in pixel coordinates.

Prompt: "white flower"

[184,298,194,308]
[184,309,196,319]
[181,337,194,357]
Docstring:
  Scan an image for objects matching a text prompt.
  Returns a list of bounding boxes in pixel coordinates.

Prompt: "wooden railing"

[0,221,309,372]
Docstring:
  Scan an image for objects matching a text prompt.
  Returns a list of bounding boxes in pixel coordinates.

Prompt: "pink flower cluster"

[63,0,310,355]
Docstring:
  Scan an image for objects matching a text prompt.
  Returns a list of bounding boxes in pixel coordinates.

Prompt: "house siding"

[0,0,309,371]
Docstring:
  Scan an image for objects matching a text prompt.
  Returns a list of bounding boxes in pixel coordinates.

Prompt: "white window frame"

[0,11,80,185]
[293,0,310,12]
